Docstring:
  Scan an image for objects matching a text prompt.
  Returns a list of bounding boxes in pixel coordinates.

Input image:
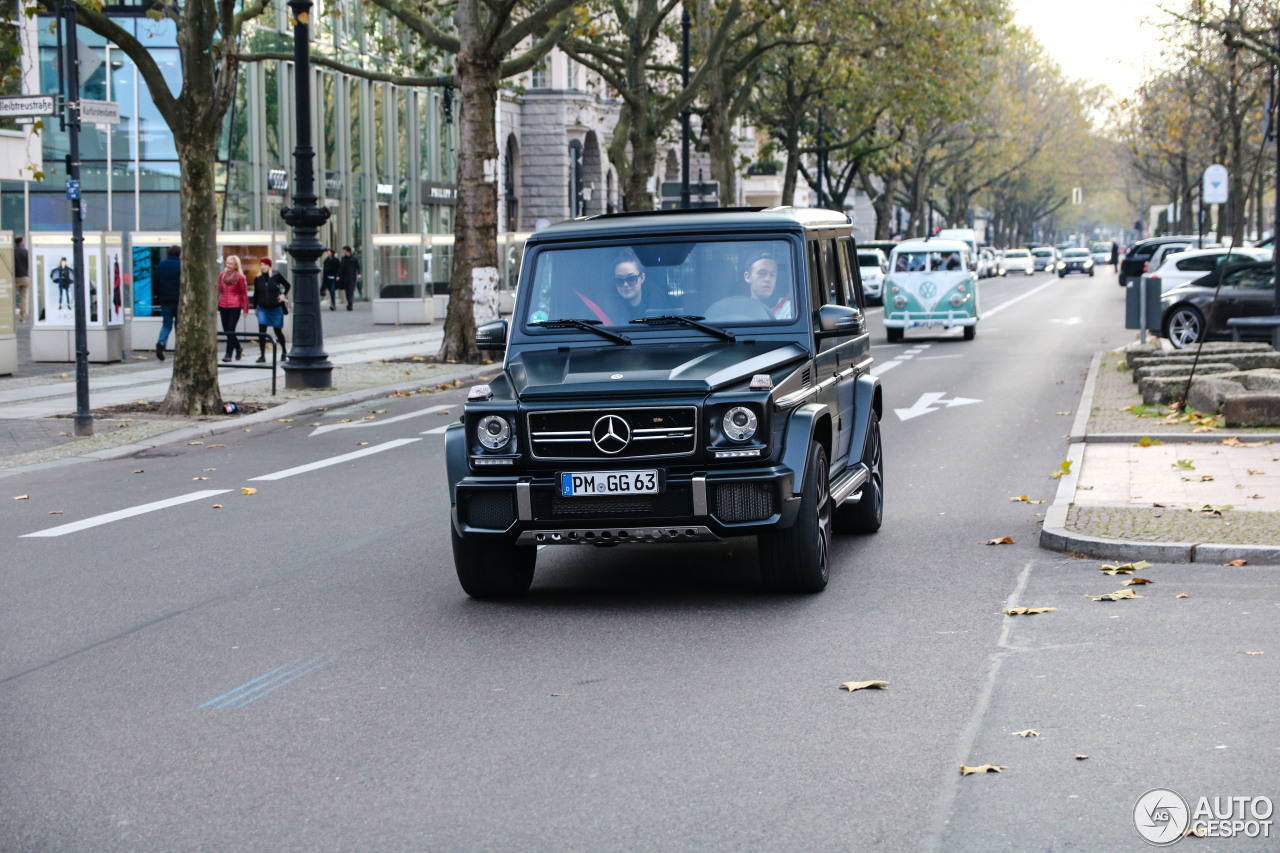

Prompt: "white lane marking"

[894,392,982,422]
[871,344,931,376]
[1049,317,1083,325]
[22,490,233,538]
[421,425,452,435]
[250,439,422,481]
[980,278,1060,319]
[310,405,454,436]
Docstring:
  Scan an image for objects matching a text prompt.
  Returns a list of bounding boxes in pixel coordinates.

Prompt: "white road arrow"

[894,392,983,421]
[1049,317,1083,325]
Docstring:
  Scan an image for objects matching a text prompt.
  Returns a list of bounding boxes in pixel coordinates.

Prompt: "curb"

[1039,351,1280,565]
[0,364,490,482]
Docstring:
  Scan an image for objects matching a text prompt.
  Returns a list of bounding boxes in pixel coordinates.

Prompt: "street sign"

[1203,164,1228,204]
[0,94,56,118]
[65,179,80,200]
[1071,187,1083,205]
[79,99,120,125]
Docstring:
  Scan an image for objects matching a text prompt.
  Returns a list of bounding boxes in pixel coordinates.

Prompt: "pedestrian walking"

[1110,243,1119,268]
[218,255,249,362]
[153,246,181,360]
[13,235,29,325]
[339,245,361,310]
[51,258,73,310]
[252,257,290,362]
[322,247,340,310]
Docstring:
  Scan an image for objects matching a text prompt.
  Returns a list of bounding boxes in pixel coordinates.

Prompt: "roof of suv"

[529,207,852,242]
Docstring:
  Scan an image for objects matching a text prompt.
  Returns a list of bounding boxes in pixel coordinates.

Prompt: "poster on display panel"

[31,236,124,327]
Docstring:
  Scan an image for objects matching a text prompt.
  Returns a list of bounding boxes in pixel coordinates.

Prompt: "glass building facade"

[0,7,459,298]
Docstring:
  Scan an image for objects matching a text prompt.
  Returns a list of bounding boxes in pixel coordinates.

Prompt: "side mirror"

[476,319,508,352]
[816,304,862,338]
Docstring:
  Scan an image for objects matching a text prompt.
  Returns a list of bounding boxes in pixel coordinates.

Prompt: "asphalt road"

[3,268,1277,851]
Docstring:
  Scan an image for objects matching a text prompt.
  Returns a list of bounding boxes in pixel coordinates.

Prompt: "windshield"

[893,251,966,272]
[1032,248,1053,257]
[1064,249,1090,258]
[857,252,881,267]
[522,238,799,328]
[1005,250,1029,258]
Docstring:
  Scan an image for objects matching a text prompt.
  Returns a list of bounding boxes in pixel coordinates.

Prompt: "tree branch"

[236,51,454,86]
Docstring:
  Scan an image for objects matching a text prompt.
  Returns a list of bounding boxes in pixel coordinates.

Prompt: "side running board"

[830,463,869,506]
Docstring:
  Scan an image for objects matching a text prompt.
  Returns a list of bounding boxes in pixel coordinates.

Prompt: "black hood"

[507,341,808,399]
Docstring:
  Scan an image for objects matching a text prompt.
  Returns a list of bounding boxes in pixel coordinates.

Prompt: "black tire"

[835,411,883,534]
[451,525,536,598]
[1163,305,1205,350]
[759,442,831,593]
[886,326,904,343]
[1088,269,1095,277]
[963,323,976,341]
[1058,271,1066,278]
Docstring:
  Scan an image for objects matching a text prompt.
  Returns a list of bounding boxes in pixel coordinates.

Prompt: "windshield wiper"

[529,318,631,345]
[629,314,736,341]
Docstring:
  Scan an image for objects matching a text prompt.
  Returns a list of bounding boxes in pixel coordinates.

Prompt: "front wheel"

[963,323,976,341]
[451,525,536,598]
[836,412,883,534]
[759,442,831,593]
[886,326,903,343]
[1163,305,1205,349]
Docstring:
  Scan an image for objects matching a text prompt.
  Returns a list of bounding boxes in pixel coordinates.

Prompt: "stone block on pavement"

[1223,392,1280,427]
[1133,362,1237,382]
[1124,343,1164,368]
[1186,375,1248,413]
[1238,368,1280,390]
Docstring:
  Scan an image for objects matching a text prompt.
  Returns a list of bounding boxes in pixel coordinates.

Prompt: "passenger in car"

[745,250,792,319]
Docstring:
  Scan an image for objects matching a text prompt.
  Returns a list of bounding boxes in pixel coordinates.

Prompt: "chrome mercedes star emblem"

[610,373,624,379]
[591,414,631,454]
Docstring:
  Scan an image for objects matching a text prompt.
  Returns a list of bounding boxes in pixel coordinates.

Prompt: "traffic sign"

[79,99,120,125]
[65,179,80,200]
[0,94,56,118]
[1203,164,1228,204]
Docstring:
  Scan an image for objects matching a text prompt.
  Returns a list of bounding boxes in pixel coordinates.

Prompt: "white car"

[1000,248,1034,276]
[857,247,888,304]
[1142,246,1273,294]
[1031,247,1058,271]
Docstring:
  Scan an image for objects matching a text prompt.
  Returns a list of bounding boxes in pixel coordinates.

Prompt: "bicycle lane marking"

[21,490,233,538]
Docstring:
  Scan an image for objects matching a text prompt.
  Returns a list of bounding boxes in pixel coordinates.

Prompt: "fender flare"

[780,403,829,498]
[846,375,883,464]
[445,422,468,505]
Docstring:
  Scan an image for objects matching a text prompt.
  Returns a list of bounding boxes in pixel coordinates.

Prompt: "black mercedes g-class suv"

[446,207,884,596]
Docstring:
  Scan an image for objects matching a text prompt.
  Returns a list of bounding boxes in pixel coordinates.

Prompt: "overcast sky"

[1011,0,1173,95]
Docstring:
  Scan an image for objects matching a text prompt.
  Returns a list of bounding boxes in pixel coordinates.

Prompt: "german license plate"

[560,470,659,497]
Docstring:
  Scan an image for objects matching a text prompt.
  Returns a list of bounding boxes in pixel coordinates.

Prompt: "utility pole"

[63,0,91,436]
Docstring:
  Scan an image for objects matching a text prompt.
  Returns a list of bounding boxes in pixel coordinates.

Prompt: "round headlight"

[476,415,511,450]
[950,293,964,307]
[722,406,758,442]
[893,295,908,308]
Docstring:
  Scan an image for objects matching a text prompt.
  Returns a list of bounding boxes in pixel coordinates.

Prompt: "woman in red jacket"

[218,255,249,362]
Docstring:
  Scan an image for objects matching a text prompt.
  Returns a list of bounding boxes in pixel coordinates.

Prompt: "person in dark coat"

[321,248,341,310]
[1110,243,1119,268]
[51,258,74,310]
[251,257,290,362]
[152,246,181,360]
[338,245,361,310]
[14,236,29,324]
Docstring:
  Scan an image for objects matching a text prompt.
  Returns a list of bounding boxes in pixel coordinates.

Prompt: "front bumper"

[883,311,977,329]
[452,465,799,544]
[863,278,883,298]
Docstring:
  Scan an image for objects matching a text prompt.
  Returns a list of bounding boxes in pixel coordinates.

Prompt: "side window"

[1177,256,1215,272]
[819,239,840,305]
[839,240,863,309]
[1238,269,1274,290]
[808,241,825,320]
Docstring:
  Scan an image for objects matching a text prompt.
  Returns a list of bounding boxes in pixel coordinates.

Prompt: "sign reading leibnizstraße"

[0,95,56,117]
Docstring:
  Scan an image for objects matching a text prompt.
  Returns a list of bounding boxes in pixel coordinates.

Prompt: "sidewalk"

[1041,346,1280,564]
[0,302,490,479]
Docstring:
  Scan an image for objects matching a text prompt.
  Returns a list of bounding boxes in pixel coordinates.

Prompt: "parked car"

[1119,235,1198,286]
[1057,247,1095,277]
[1160,261,1276,348]
[1001,248,1034,276]
[1031,246,1058,272]
[447,207,885,596]
[1141,246,1273,294]
[977,247,998,278]
[857,248,888,304]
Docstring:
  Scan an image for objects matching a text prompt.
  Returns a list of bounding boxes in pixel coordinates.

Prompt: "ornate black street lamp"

[281,0,333,388]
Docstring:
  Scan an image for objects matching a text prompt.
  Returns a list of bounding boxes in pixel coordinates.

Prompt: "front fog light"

[722,407,758,442]
[477,415,511,450]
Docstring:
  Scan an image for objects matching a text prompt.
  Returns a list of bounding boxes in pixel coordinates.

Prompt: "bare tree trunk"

[161,138,223,415]
[872,171,896,239]
[622,117,658,211]
[704,82,736,205]
[437,16,500,363]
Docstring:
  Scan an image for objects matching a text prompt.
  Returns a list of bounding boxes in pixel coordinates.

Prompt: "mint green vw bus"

[883,237,980,343]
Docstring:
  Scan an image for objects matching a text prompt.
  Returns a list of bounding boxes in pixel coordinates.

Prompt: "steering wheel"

[704,295,777,322]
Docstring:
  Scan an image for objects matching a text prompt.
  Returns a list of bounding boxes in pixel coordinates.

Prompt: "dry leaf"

[1012,729,1039,738]
[1075,754,1088,760]
[192,476,208,481]
[208,444,227,448]
[1009,495,1046,504]
[839,680,888,692]
[1199,475,1214,482]
[13,494,29,500]
[1004,607,1057,616]
[278,418,296,423]
[985,537,1015,545]
[372,409,387,414]
[339,418,353,423]
[1174,593,1189,598]
[357,441,370,446]
[212,504,223,509]
[1089,589,1141,601]
[308,422,324,426]
[241,488,257,495]
[188,441,204,446]
[1099,561,1150,574]
[959,764,1006,776]
[1242,650,1263,655]
[58,431,67,436]
[361,416,376,421]
[1223,559,1247,566]
[1223,437,1265,447]
[1121,577,1152,586]
[1248,469,1265,475]
[132,470,144,474]
[203,468,216,472]
[1249,494,1265,499]
[48,510,62,515]
[438,409,452,415]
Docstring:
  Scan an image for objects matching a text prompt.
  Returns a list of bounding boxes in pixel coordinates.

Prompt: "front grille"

[462,490,516,530]
[710,482,775,523]
[534,484,693,519]
[528,407,697,460]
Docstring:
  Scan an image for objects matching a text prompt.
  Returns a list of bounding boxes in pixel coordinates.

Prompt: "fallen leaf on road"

[1248,469,1265,475]
[361,416,376,421]
[14,495,29,500]
[1223,559,1247,566]
[188,441,204,446]
[1223,437,1266,447]
[839,680,888,692]
[438,409,452,415]
[132,470,143,474]
[1175,593,1189,598]
[339,418,353,423]
[278,418,295,423]
[208,444,227,448]
[372,409,387,414]
[1004,607,1057,615]
[1100,561,1150,574]
[1136,436,1162,447]
[241,488,256,495]
[58,431,67,436]
[48,510,62,514]
[1009,495,1045,504]
[1012,729,1039,738]
[960,764,1006,776]
[1200,506,1224,517]
[1241,650,1263,655]
[1249,494,1265,499]
[1075,754,1088,760]
[1173,459,1195,470]
[1121,577,1152,585]
[192,477,208,481]
[1056,411,1073,416]
[309,422,323,426]
[212,504,223,509]
[356,441,370,446]
[1198,475,1214,481]
[1089,589,1141,601]
[985,537,1015,545]
[1050,460,1073,479]
[203,468,216,472]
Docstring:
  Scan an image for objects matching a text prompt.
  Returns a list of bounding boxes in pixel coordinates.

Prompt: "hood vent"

[801,367,812,388]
